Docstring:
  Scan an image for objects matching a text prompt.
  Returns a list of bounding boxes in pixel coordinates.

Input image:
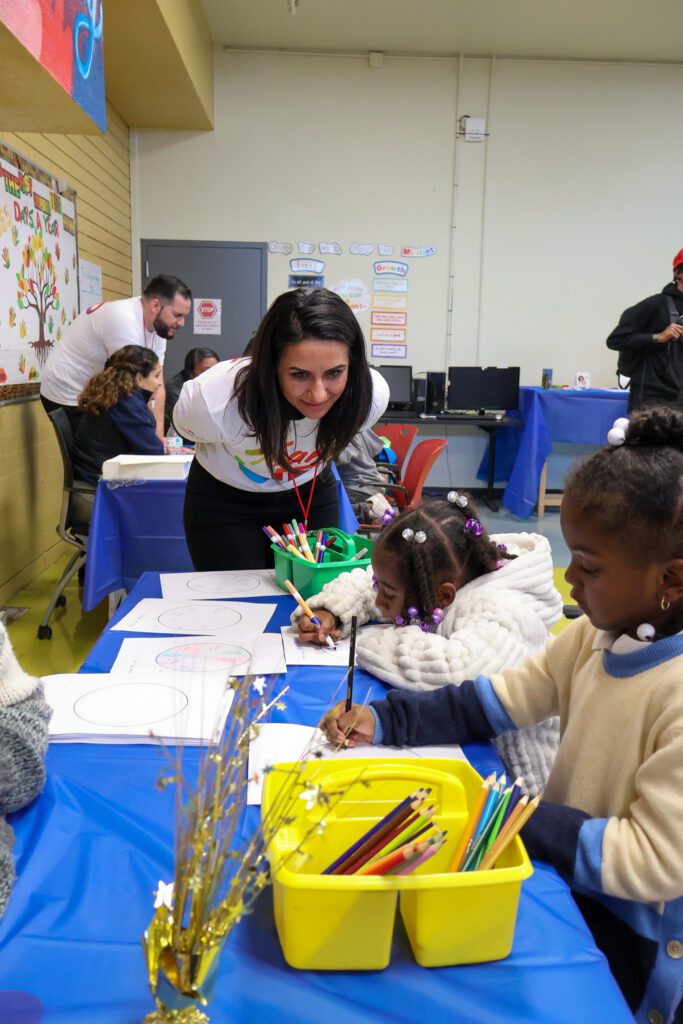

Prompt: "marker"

[284,578,336,649]
[352,547,369,561]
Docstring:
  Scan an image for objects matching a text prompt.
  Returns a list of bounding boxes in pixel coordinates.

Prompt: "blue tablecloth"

[83,466,359,610]
[477,387,629,519]
[0,575,632,1023]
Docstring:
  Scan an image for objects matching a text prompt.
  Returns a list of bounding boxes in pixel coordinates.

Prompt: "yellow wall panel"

[0,101,132,605]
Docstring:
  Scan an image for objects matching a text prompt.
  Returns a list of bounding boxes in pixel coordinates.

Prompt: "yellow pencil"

[479,794,540,870]
[449,773,494,871]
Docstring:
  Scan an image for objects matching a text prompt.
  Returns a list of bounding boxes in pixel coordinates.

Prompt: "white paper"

[44,673,234,745]
[280,626,351,666]
[112,599,276,636]
[193,298,222,336]
[247,723,466,804]
[79,259,102,307]
[111,633,285,679]
[101,454,193,480]
[160,569,283,601]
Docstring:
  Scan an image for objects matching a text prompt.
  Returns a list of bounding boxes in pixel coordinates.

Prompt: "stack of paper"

[44,673,234,745]
[102,454,194,480]
[247,722,466,804]
[160,569,283,601]
[112,598,276,636]
[111,634,285,679]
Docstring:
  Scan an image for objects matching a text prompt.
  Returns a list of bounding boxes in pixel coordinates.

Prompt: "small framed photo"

[575,372,590,389]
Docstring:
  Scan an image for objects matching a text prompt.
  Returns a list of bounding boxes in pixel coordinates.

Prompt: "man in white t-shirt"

[40,274,192,435]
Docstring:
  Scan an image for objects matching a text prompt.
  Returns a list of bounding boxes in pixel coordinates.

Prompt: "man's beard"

[152,314,175,339]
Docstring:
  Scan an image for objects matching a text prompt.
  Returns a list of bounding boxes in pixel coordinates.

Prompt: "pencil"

[393,836,446,875]
[322,787,430,874]
[449,773,494,871]
[478,795,540,870]
[345,616,358,712]
[284,579,336,650]
[357,806,437,869]
[355,839,424,876]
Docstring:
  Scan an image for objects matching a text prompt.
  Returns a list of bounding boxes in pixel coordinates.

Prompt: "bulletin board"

[0,143,79,403]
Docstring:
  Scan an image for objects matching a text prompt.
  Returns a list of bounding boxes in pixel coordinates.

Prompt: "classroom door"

[140,239,268,380]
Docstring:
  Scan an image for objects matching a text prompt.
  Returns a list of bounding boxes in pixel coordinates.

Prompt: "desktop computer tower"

[412,377,426,413]
[425,372,446,415]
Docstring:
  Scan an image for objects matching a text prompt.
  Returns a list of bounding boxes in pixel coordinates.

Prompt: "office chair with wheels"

[37,409,96,639]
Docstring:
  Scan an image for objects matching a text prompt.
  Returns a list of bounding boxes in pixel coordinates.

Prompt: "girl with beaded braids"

[292,493,563,793]
[322,407,683,1024]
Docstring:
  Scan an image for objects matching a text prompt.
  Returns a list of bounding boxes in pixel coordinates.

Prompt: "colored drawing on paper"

[157,604,242,631]
[155,641,252,673]
[187,573,261,595]
[74,682,189,728]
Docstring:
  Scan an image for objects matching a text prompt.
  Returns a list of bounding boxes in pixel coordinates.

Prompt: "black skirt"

[184,459,340,571]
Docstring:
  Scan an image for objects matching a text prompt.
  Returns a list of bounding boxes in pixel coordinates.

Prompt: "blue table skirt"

[0,576,632,1023]
[476,388,629,519]
[83,465,359,611]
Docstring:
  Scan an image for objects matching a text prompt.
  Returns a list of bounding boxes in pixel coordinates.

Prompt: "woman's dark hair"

[564,406,683,562]
[234,287,373,473]
[182,347,219,379]
[376,496,511,621]
[78,344,160,414]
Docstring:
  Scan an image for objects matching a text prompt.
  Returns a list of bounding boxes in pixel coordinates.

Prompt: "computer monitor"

[375,364,413,410]
[447,366,520,413]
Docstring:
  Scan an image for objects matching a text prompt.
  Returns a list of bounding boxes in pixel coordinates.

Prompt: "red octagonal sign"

[198,300,217,318]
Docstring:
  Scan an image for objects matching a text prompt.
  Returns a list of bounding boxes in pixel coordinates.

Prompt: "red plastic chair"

[375,423,419,472]
[380,438,448,510]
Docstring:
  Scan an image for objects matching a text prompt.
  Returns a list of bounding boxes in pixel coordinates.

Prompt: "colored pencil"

[284,579,336,650]
[394,836,446,875]
[355,838,425,877]
[461,785,510,871]
[345,616,358,712]
[322,787,430,874]
[473,778,503,840]
[484,785,513,855]
[358,806,437,869]
[499,777,523,829]
[478,795,540,870]
[340,810,422,875]
[469,795,529,872]
[449,773,494,871]
[333,794,433,875]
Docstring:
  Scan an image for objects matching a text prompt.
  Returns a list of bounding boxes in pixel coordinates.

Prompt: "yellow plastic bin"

[262,758,533,971]
[272,528,373,600]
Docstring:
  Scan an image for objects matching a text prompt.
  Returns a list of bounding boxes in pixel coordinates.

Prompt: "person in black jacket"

[606,248,683,411]
[71,345,165,484]
[163,347,219,436]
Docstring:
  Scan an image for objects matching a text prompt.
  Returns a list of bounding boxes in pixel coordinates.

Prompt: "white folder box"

[101,454,194,480]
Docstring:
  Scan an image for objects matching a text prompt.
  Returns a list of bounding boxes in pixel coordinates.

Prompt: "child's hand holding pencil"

[320,700,375,748]
[296,608,341,646]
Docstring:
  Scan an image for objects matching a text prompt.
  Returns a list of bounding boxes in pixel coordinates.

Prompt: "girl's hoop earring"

[661,594,671,611]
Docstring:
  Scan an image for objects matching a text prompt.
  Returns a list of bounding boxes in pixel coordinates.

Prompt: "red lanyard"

[291,462,319,528]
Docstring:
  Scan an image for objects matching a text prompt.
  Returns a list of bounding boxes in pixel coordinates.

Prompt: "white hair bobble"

[607,416,629,447]
[447,490,468,508]
[415,530,427,544]
[402,528,415,541]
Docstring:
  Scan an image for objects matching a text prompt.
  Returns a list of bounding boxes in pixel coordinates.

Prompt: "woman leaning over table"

[174,287,389,571]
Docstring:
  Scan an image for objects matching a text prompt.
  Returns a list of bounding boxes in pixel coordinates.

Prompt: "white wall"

[132,50,683,391]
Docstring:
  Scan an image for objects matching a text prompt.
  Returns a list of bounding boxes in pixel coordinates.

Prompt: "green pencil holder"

[273,528,373,600]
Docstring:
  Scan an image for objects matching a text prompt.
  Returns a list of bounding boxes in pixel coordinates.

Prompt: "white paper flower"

[252,677,267,696]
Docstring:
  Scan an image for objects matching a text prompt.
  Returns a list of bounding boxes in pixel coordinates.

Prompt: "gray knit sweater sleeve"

[0,623,51,918]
